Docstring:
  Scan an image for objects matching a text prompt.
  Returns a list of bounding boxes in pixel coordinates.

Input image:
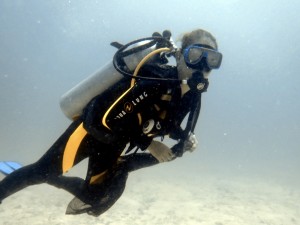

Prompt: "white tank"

[60,41,156,120]
[59,61,122,120]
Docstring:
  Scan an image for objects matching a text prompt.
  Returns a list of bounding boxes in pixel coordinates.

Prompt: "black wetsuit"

[0,64,197,215]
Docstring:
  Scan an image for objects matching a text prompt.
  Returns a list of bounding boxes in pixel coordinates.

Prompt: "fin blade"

[5,161,22,170]
[0,161,22,175]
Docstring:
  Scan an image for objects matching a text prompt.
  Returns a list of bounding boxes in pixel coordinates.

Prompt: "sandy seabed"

[1,166,299,225]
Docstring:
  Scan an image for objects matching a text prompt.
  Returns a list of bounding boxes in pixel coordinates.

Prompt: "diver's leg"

[86,167,129,217]
[0,120,86,202]
[80,141,124,198]
[56,153,159,203]
[45,176,85,197]
[45,130,126,198]
[45,135,113,197]
[82,153,159,216]
[0,163,46,202]
[66,141,127,216]
[65,153,159,216]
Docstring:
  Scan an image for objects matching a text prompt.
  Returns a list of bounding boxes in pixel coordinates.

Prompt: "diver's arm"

[122,153,159,172]
[147,140,174,162]
[170,91,201,156]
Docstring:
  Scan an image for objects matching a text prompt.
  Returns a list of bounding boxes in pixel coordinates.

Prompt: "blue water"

[0,0,299,224]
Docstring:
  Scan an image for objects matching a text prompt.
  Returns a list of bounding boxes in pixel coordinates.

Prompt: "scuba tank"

[60,37,171,120]
[60,61,122,120]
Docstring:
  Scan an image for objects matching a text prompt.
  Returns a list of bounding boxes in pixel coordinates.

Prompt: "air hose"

[130,47,171,87]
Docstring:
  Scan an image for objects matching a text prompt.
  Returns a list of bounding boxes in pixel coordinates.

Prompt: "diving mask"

[183,44,222,70]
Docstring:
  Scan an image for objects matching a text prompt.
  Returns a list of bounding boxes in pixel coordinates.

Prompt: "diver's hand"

[183,134,198,152]
[148,140,174,163]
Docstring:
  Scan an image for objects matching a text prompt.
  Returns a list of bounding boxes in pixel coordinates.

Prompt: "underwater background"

[0,0,299,224]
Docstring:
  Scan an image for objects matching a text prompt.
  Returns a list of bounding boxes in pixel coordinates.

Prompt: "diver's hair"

[180,29,218,51]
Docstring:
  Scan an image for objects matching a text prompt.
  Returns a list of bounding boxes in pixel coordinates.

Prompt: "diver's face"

[176,51,211,80]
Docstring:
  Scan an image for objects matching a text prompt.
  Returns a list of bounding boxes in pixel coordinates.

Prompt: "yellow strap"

[137,113,142,125]
[161,94,172,101]
[62,122,87,173]
[89,170,107,184]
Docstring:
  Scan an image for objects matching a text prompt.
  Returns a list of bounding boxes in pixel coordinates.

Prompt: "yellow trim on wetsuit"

[62,122,87,173]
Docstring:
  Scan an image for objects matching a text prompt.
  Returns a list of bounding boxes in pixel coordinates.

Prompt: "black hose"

[112,36,181,83]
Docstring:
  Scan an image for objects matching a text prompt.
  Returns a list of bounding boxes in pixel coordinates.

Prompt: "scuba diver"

[0,29,222,217]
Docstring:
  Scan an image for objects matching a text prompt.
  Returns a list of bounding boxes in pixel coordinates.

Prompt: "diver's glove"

[183,134,198,153]
[148,140,174,163]
[171,134,199,157]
